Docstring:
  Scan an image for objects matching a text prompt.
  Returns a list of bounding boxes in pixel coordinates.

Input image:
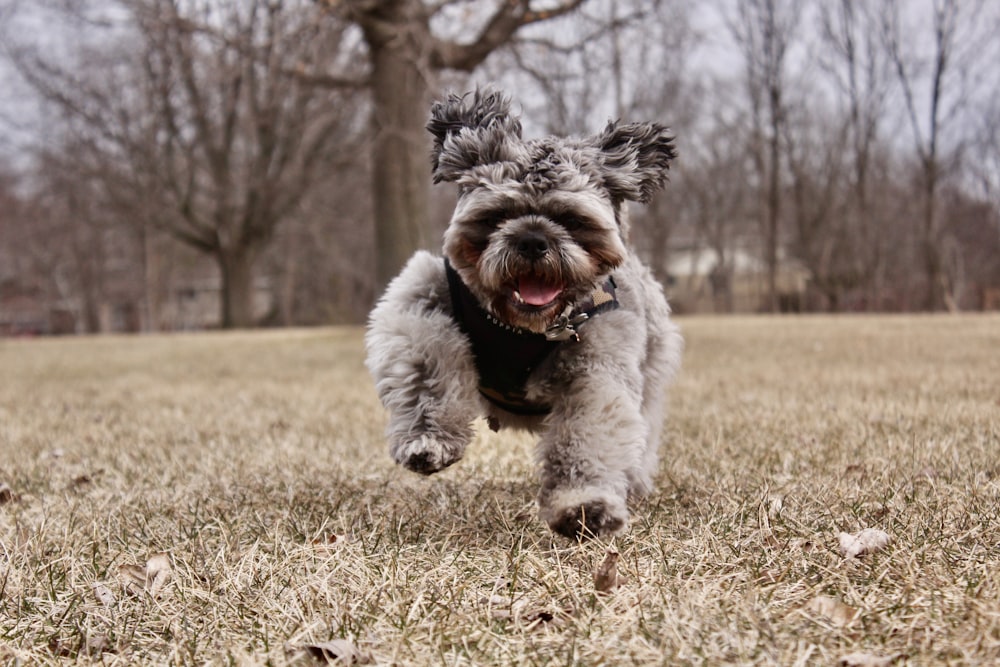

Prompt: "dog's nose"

[516,231,549,260]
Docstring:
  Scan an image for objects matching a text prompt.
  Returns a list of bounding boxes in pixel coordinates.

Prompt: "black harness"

[445,259,619,416]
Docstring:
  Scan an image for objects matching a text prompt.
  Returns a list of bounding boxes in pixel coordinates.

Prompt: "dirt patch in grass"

[1,316,999,664]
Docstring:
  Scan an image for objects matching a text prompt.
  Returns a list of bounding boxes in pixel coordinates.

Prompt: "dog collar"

[544,276,619,341]
[444,258,618,416]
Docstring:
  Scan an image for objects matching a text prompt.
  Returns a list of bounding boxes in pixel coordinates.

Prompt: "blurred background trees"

[0,0,998,332]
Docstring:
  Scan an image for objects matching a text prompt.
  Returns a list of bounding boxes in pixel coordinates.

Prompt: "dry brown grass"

[1,315,999,665]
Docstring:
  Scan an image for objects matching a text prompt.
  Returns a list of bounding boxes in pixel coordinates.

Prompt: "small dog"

[365,89,683,539]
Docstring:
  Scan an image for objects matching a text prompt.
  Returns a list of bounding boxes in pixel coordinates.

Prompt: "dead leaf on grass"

[311,533,348,546]
[839,528,891,558]
[594,548,624,593]
[806,595,860,626]
[301,639,371,664]
[146,553,172,596]
[118,564,147,595]
[792,538,819,553]
[71,474,92,487]
[83,634,114,657]
[839,651,907,666]
[93,583,116,607]
[513,503,534,523]
[761,532,781,549]
[47,637,75,657]
[47,634,114,658]
[482,594,516,619]
[118,553,172,597]
[69,471,101,489]
[755,567,783,585]
[767,495,784,518]
[521,606,572,631]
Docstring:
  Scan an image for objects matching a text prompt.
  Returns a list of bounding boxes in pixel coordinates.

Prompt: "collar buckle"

[545,311,589,342]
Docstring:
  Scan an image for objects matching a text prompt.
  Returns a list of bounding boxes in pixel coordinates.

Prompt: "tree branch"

[430,0,587,71]
[283,67,370,89]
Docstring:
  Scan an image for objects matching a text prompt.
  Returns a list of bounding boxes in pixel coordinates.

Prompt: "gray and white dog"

[365,89,683,539]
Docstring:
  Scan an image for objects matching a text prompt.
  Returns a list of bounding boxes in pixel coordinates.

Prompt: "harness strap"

[445,259,618,416]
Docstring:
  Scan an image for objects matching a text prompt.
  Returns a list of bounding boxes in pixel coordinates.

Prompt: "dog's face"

[428,89,676,333]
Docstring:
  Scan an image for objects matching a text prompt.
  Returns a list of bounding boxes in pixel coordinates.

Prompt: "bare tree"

[818,0,892,310]
[6,0,364,328]
[315,0,589,293]
[486,0,699,283]
[727,0,803,312]
[685,114,754,312]
[880,0,990,311]
[783,106,854,310]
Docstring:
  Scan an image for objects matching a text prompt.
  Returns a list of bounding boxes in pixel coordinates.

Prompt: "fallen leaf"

[118,564,147,595]
[755,567,782,585]
[482,594,514,618]
[145,553,172,597]
[93,583,116,607]
[46,633,113,658]
[521,607,570,631]
[83,634,114,657]
[806,595,859,626]
[0,482,14,504]
[594,548,623,593]
[118,553,172,597]
[792,538,819,553]
[69,473,93,488]
[490,575,511,591]
[486,597,512,608]
[301,639,370,664]
[513,504,534,522]
[47,637,74,657]
[838,651,907,666]
[839,528,891,558]
[761,532,781,549]
[526,609,555,622]
[767,495,784,518]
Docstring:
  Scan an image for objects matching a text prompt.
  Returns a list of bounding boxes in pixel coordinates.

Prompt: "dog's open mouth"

[512,275,563,309]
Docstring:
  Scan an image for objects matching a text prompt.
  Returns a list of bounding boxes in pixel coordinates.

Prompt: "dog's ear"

[595,121,677,203]
[427,88,523,183]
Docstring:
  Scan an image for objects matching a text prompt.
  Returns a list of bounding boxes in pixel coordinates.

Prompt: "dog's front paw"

[539,488,629,540]
[392,435,464,475]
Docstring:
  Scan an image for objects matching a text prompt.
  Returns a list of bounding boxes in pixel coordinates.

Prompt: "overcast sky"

[1,0,997,178]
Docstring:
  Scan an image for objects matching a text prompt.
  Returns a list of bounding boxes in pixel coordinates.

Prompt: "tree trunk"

[142,226,164,331]
[921,166,945,311]
[219,246,257,329]
[366,28,433,295]
[766,82,782,314]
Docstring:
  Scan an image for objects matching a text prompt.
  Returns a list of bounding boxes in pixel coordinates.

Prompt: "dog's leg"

[633,315,684,496]
[534,328,650,539]
[367,309,480,474]
[365,254,481,475]
[536,380,647,539]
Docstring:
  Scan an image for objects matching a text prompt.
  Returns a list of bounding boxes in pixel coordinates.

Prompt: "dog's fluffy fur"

[365,89,683,539]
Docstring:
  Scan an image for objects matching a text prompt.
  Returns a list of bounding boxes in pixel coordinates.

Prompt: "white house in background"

[664,245,810,313]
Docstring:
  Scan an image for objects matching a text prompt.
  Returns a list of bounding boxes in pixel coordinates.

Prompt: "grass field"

[1,315,999,665]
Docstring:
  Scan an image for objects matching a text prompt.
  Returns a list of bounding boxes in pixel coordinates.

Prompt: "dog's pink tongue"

[518,277,562,306]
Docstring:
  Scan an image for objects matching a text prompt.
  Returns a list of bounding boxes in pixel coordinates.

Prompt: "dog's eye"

[479,213,507,228]
[556,215,584,231]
